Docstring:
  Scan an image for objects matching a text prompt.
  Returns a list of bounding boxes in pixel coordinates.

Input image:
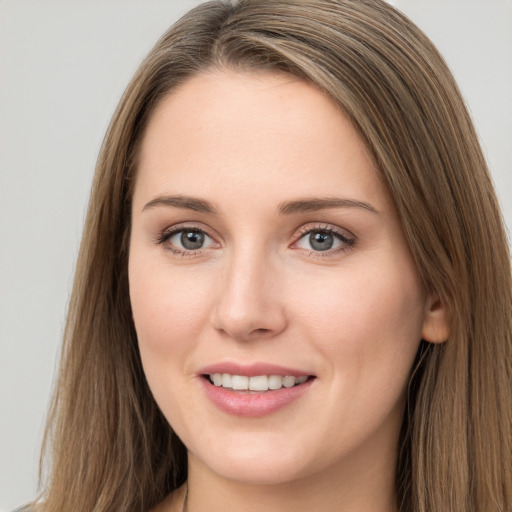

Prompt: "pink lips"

[198,362,315,418]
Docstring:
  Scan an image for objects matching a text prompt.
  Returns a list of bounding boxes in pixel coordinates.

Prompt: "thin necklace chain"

[181,483,189,512]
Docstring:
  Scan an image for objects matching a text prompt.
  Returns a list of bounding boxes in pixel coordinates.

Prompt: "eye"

[294,226,355,254]
[158,227,216,254]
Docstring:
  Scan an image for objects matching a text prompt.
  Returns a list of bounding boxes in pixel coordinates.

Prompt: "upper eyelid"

[294,223,355,240]
[159,227,211,243]
[160,222,217,238]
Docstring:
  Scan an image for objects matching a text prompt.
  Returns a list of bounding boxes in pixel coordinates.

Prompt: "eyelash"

[156,224,217,257]
[292,224,356,258]
[156,223,356,258]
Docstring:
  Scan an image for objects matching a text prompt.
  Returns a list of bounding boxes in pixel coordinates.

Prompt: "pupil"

[309,231,333,251]
[181,231,204,250]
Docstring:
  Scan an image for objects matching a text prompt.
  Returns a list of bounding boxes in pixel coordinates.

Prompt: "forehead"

[134,70,390,213]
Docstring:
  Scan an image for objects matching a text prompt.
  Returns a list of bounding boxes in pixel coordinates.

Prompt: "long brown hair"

[37,1,512,511]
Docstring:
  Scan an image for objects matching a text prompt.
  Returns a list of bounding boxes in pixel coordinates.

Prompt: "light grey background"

[1,1,510,510]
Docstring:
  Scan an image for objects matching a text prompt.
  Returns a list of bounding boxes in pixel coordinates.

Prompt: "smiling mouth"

[205,373,313,392]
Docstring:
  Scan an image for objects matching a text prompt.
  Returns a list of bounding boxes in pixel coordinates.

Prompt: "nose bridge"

[212,240,286,340]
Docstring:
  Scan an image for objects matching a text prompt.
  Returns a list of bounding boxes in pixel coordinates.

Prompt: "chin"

[188,434,319,485]
[200,456,310,485]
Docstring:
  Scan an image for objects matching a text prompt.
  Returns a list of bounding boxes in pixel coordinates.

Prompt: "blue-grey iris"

[310,231,334,251]
[181,231,204,250]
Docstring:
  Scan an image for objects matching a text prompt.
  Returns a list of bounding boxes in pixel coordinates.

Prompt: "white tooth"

[268,375,283,390]
[221,373,232,388]
[231,375,249,390]
[213,373,222,386]
[296,376,308,384]
[282,376,296,388]
[249,375,269,391]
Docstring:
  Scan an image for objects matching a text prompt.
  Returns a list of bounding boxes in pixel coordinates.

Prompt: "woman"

[30,0,512,511]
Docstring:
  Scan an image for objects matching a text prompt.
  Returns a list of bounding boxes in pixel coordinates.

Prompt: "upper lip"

[198,362,314,378]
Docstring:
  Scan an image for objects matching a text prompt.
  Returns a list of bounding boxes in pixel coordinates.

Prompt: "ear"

[422,293,451,343]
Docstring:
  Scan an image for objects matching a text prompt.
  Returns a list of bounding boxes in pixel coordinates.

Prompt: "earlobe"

[422,293,451,343]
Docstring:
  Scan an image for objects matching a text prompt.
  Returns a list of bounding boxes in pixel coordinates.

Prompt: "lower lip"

[200,377,315,417]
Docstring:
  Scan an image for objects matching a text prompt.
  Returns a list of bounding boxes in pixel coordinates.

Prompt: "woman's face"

[129,70,443,485]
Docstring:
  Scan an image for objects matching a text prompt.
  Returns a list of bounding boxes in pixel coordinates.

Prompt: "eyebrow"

[277,197,379,215]
[142,194,378,216]
[143,195,218,214]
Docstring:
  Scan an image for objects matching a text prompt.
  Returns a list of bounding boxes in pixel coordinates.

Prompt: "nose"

[210,247,288,342]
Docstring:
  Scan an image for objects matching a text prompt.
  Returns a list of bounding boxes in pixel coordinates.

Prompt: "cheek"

[128,257,214,369]
[291,256,425,388]
[128,257,217,431]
